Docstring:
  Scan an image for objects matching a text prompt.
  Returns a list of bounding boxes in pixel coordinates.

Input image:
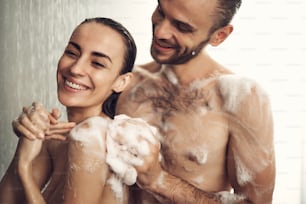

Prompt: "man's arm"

[137,169,222,204]
[221,76,276,203]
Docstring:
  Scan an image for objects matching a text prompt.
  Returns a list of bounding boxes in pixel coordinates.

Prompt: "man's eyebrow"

[68,41,112,63]
[175,20,196,32]
[156,0,196,32]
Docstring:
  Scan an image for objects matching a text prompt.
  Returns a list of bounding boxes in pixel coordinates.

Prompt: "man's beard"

[151,38,210,65]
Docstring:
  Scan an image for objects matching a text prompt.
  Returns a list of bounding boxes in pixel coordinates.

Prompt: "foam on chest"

[133,76,226,169]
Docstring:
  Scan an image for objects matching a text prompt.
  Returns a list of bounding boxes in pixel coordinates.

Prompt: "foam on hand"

[106,114,159,186]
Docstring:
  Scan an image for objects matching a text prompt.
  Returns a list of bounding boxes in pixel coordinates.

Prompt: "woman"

[0,17,137,204]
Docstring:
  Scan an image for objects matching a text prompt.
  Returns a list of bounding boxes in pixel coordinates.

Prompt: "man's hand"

[106,114,162,188]
[12,102,75,140]
[133,137,162,189]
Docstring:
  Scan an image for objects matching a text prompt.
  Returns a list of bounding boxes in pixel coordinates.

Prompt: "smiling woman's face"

[56,22,126,112]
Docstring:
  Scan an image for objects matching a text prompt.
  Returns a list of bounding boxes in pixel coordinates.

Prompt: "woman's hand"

[12,102,75,140]
[17,137,43,170]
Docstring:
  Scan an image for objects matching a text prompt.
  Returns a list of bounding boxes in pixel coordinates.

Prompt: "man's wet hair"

[209,0,242,34]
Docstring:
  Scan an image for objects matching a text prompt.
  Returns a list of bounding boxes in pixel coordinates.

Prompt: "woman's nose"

[69,59,87,76]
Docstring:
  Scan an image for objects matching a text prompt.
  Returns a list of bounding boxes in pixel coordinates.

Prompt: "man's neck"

[164,51,226,86]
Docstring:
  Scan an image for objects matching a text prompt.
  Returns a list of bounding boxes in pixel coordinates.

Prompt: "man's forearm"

[143,171,220,204]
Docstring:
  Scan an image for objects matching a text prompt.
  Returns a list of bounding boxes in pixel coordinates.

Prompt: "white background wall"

[0,0,305,203]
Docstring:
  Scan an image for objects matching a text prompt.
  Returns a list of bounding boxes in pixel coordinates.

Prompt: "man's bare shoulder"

[128,61,162,86]
[216,74,271,114]
[217,74,274,169]
[136,61,162,73]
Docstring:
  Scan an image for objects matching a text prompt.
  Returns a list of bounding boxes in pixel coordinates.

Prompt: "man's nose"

[154,19,173,40]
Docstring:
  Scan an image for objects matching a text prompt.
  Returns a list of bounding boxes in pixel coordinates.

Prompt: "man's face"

[150,0,217,65]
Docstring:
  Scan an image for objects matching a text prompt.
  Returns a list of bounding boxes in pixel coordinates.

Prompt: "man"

[8,0,276,203]
[115,0,275,203]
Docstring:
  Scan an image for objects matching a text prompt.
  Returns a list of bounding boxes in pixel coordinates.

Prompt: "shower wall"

[0,0,154,178]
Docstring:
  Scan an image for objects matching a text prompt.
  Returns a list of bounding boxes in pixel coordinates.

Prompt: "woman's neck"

[66,107,108,124]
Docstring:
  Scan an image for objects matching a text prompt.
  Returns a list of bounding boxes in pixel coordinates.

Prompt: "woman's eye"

[92,61,105,68]
[65,50,78,58]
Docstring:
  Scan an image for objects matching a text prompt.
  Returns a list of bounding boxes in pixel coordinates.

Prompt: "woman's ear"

[112,72,133,93]
[209,24,233,47]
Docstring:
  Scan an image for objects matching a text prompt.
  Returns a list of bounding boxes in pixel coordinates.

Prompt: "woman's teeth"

[65,80,86,90]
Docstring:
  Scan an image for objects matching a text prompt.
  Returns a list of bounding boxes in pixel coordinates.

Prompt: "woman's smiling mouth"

[65,79,88,90]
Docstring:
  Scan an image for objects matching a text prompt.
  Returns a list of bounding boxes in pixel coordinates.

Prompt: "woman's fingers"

[49,108,61,125]
[44,122,76,140]
[13,102,76,141]
[18,111,45,139]
[45,134,67,141]
[51,108,61,119]
[12,118,37,140]
[45,127,74,136]
[22,103,50,134]
[12,102,52,140]
[46,122,76,134]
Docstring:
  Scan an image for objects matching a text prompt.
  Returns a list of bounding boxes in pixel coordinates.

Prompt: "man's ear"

[112,72,133,93]
[209,24,233,47]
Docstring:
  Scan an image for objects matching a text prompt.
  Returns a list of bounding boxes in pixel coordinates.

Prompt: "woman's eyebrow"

[68,41,112,63]
[68,41,81,51]
[92,51,112,63]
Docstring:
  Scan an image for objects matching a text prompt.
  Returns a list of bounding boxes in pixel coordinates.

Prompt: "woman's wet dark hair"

[81,17,137,119]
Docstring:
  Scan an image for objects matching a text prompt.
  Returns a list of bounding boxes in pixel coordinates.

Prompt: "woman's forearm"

[18,164,46,204]
[17,137,47,204]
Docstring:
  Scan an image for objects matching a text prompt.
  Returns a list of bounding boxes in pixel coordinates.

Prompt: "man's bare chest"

[125,76,229,172]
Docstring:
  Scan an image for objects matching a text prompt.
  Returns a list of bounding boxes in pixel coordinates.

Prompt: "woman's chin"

[58,96,77,107]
